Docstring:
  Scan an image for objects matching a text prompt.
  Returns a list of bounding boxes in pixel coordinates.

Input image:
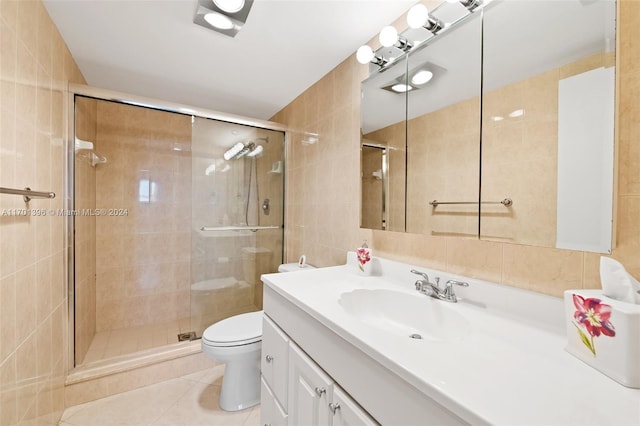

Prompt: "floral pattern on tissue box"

[564,290,640,388]
[571,294,615,356]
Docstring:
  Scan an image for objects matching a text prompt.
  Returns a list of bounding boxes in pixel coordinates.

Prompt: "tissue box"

[564,290,640,388]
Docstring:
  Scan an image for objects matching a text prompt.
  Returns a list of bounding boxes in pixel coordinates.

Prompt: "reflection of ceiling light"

[223,142,245,160]
[491,116,504,122]
[246,145,263,157]
[301,132,319,145]
[508,109,525,118]
[391,84,413,93]
[204,12,234,29]
[411,70,434,85]
[213,0,244,13]
[193,0,254,38]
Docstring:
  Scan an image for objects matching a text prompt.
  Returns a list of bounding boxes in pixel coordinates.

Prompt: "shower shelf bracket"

[75,137,107,167]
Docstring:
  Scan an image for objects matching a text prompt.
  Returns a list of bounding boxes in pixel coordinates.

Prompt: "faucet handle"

[446,280,469,288]
[443,280,469,302]
[410,269,430,282]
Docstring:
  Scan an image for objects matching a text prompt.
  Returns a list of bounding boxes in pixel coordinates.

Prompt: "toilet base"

[219,352,261,411]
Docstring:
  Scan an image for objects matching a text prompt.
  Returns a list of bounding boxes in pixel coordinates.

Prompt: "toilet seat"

[202,310,263,347]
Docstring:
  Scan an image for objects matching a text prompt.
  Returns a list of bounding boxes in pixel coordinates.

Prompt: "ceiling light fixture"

[407,4,444,34]
[213,0,245,13]
[194,0,254,38]
[204,12,234,30]
[391,84,413,93]
[411,70,434,85]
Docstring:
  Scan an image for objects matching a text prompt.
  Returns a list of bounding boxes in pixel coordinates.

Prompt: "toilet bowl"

[201,261,315,411]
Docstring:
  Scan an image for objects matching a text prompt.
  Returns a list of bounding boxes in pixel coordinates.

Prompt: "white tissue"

[600,257,640,304]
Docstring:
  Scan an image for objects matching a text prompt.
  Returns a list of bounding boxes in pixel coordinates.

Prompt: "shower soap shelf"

[75,137,107,167]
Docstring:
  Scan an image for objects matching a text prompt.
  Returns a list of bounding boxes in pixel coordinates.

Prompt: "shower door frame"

[66,84,288,370]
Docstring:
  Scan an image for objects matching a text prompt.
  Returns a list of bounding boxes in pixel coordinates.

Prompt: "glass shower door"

[190,117,284,337]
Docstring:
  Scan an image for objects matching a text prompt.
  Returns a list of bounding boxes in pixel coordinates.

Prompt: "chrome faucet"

[410,269,468,303]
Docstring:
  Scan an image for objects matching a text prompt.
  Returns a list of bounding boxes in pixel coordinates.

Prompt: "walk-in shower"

[70,89,285,369]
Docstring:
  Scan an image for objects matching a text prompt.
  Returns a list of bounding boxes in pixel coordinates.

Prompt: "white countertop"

[262,254,640,425]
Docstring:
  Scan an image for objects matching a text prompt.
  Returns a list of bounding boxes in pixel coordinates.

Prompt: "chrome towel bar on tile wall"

[429,198,513,207]
[0,187,56,202]
[200,225,281,232]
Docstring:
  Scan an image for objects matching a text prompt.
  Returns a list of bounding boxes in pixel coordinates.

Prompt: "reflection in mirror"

[406,12,482,236]
[361,144,388,230]
[480,0,616,253]
[361,56,408,232]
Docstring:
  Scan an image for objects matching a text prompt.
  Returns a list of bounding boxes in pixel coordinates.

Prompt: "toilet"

[201,260,315,411]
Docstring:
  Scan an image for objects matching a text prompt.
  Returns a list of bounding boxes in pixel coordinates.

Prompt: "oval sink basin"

[339,289,472,341]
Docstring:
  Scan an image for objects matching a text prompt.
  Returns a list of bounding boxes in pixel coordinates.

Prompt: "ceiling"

[43,0,415,120]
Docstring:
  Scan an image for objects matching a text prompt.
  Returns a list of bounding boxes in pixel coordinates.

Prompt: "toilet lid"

[202,310,263,347]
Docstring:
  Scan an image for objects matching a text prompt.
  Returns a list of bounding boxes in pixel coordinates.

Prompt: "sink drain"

[409,333,423,339]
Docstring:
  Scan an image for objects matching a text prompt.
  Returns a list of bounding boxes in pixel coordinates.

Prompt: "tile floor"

[81,318,194,364]
[58,365,260,426]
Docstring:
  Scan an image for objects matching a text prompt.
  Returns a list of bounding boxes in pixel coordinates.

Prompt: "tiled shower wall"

[94,101,192,332]
[74,96,97,364]
[274,0,640,297]
[0,0,86,424]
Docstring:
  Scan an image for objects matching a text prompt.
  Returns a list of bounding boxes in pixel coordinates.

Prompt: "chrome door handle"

[265,354,273,363]
[329,402,341,414]
[315,387,326,397]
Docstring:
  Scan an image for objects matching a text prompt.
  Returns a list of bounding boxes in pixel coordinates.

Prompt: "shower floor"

[80,318,193,365]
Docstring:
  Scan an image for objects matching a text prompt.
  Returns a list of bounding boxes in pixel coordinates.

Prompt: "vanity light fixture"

[379,26,413,52]
[407,4,444,34]
[193,0,254,38]
[458,0,482,12]
[246,144,263,157]
[356,45,388,66]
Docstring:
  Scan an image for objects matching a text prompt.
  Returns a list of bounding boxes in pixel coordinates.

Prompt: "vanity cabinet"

[261,314,377,426]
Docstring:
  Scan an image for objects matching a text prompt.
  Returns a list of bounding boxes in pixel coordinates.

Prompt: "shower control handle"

[265,354,273,363]
[262,198,270,215]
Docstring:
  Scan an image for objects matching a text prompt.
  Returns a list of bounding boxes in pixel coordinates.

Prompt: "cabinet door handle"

[315,387,326,397]
[265,354,273,363]
[329,402,341,414]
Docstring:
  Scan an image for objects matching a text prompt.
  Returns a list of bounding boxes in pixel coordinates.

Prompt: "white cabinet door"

[262,315,290,410]
[261,377,288,426]
[288,342,333,426]
[330,386,378,426]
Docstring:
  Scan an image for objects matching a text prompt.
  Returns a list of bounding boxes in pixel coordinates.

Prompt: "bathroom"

[0,0,639,425]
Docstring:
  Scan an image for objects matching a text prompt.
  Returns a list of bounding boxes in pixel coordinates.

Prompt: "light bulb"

[213,0,245,13]
[407,4,429,29]
[204,12,234,30]
[379,26,399,48]
[411,70,433,85]
[391,84,413,93]
[356,45,375,64]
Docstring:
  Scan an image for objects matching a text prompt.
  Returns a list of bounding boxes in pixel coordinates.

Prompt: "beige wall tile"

[446,238,502,283]
[0,1,87,424]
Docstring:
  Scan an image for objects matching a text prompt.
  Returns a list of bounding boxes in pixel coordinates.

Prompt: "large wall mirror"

[481,0,616,252]
[360,0,616,254]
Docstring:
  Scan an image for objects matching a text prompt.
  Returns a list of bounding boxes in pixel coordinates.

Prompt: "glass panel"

[405,12,482,236]
[190,117,284,338]
[73,96,193,366]
[480,0,616,252]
